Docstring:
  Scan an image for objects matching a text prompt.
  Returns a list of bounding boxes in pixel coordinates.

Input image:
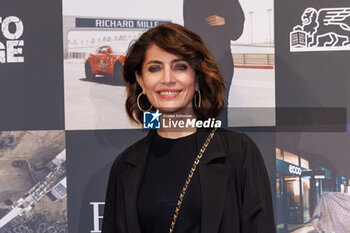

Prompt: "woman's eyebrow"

[145,58,186,65]
[145,60,162,65]
[171,58,186,63]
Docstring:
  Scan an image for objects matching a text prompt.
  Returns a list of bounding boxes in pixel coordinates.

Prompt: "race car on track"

[85,45,125,79]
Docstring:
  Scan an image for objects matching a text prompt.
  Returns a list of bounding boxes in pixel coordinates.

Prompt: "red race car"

[85,45,125,79]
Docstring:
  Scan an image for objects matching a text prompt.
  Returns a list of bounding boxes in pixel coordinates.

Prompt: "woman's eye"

[175,63,188,71]
[148,65,161,72]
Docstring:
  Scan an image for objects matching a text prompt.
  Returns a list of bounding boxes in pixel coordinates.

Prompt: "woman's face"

[136,44,197,115]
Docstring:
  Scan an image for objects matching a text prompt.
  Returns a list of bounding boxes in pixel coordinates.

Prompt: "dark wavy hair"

[123,23,225,125]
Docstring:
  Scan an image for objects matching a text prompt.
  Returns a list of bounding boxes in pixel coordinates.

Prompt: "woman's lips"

[156,90,182,99]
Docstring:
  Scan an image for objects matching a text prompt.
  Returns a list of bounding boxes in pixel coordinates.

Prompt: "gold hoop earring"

[137,92,153,112]
[194,89,201,109]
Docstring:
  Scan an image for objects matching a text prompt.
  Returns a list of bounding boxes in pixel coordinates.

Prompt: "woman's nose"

[161,66,176,84]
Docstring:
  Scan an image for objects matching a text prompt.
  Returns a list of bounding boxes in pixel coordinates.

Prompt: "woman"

[102,23,275,233]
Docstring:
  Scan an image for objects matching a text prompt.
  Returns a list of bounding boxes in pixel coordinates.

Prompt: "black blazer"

[102,128,276,233]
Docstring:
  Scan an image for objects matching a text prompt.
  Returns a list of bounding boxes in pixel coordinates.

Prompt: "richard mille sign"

[75,18,171,29]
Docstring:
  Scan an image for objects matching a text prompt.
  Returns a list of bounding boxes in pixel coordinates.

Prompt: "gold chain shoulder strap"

[169,127,217,233]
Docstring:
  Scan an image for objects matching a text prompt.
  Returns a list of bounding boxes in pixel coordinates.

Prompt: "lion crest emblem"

[290,7,350,51]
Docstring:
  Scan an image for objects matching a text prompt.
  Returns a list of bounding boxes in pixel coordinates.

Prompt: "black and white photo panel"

[0,130,66,232]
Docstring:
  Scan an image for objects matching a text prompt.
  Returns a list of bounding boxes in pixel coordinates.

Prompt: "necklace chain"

[169,127,217,233]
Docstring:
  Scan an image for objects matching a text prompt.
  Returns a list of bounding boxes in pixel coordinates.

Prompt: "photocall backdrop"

[0,0,349,233]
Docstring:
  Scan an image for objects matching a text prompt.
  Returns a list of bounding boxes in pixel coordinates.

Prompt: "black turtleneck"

[138,131,201,233]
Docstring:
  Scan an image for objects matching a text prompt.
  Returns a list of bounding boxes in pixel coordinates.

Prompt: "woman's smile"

[157,89,182,99]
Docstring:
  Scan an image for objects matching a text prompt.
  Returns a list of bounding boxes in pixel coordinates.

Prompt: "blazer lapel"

[197,128,229,233]
[120,130,155,233]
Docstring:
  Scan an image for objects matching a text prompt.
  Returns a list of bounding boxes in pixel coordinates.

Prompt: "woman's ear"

[195,77,199,89]
[135,71,144,91]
